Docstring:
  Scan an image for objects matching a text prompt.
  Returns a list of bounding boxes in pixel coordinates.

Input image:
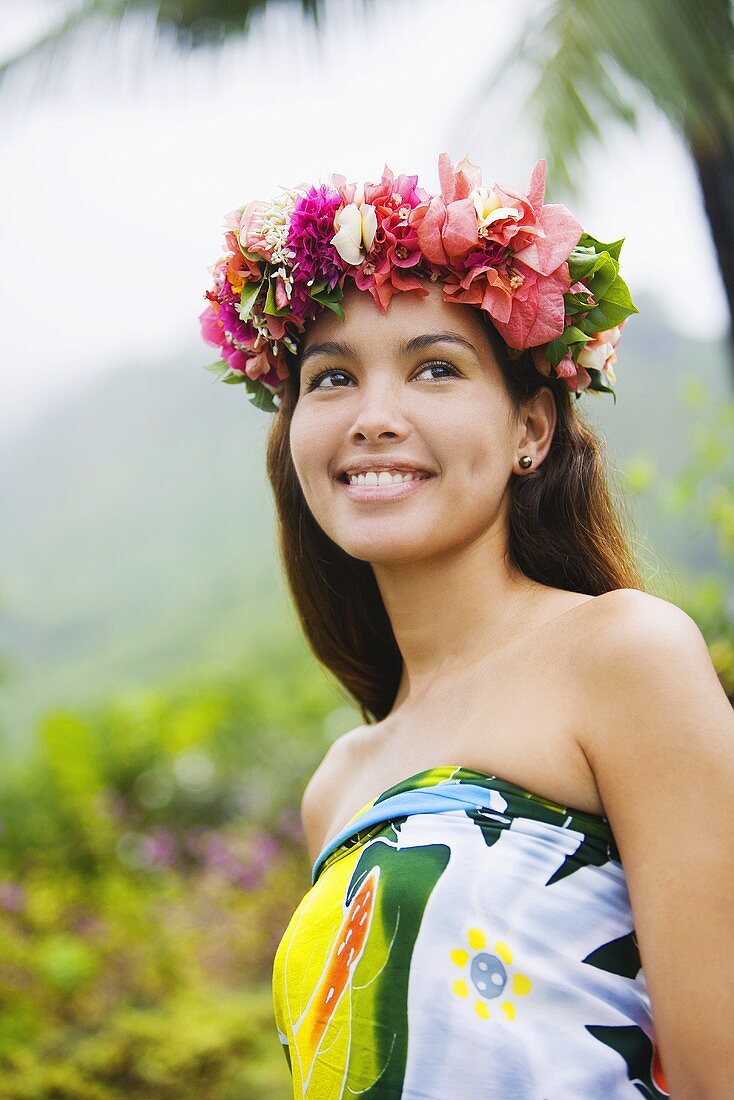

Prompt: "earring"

[519,455,533,469]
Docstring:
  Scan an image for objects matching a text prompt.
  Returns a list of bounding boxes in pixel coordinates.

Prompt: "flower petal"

[442,197,480,259]
[361,204,378,251]
[513,204,583,275]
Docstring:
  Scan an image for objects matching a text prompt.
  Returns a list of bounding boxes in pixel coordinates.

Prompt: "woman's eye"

[414,360,459,382]
[305,369,352,392]
[305,361,459,392]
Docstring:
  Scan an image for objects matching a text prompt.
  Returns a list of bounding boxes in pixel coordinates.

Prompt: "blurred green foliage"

[0,647,355,1098]
[623,381,734,700]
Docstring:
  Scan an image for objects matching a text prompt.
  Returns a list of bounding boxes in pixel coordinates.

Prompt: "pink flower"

[199,298,256,355]
[442,257,571,349]
[413,154,581,348]
[556,354,593,393]
[286,184,345,317]
[199,303,224,347]
[348,164,429,311]
[221,343,249,374]
[199,292,292,391]
[437,152,483,203]
[492,262,571,348]
[530,347,592,393]
[238,200,274,261]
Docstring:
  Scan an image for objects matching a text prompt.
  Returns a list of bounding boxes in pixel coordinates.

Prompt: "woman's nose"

[349,387,411,441]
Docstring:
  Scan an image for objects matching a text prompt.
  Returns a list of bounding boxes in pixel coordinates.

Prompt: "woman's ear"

[518,387,557,462]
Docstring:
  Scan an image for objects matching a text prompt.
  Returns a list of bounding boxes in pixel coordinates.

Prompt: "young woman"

[201,154,734,1098]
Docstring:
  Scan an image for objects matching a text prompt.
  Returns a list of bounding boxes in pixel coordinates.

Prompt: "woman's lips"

[336,473,436,502]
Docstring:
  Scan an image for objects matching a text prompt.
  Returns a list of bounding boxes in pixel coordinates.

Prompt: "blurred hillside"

[0,351,298,747]
[1,290,731,746]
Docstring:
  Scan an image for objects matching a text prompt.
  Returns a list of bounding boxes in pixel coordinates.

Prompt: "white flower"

[331,198,378,265]
[473,187,521,236]
[255,186,300,269]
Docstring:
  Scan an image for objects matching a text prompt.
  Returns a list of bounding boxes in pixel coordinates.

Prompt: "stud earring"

[519,455,533,469]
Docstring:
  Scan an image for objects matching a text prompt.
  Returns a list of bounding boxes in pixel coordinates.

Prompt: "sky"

[0,0,729,439]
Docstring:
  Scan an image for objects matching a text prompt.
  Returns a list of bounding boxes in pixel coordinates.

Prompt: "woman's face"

[289,279,550,565]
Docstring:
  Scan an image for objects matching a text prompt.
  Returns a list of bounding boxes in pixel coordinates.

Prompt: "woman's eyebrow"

[300,331,480,367]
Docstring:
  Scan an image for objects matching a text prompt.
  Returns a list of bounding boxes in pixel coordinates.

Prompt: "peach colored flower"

[577,324,623,382]
[238,200,274,261]
[442,257,571,349]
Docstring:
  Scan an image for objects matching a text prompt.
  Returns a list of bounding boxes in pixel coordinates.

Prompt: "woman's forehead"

[303,281,488,352]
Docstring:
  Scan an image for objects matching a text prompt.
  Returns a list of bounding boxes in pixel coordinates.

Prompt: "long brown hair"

[265,298,644,724]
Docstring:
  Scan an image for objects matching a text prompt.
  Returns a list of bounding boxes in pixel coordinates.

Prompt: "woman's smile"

[335,471,438,503]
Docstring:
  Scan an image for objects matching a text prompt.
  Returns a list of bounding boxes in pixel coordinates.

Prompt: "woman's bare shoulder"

[299,723,371,864]
[575,587,715,748]
[580,587,699,635]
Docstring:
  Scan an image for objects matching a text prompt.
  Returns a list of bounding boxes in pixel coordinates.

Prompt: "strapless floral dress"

[271,765,668,1099]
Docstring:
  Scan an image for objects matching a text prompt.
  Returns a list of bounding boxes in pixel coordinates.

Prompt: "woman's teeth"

[347,471,427,485]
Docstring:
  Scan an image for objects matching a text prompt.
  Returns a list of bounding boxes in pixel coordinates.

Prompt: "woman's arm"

[580,589,734,1099]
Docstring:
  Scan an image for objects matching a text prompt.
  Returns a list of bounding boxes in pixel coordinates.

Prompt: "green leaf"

[587,255,619,301]
[310,282,344,310]
[243,375,279,413]
[567,239,622,290]
[202,359,228,375]
[561,325,591,346]
[585,368,618,405]
[576,315,601,336]
[238,280,264,321]
[583,274,639,329]
[221,371,247,384]
[567,248,598,284]
[567,249,617,301]
[542,338,568,367]
[575,232,625,262]
[563,290,595,315]
[318,299,345,320]
[542,325,591,366]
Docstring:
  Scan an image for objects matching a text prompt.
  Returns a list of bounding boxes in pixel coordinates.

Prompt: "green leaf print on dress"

[273,830,449,1099]
[586,1025,670,1097]
[343,838,451,1097]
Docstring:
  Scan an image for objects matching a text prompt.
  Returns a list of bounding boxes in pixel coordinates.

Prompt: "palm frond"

[452,0,734,197]
[0,0,127,91]
[0,0,334,91]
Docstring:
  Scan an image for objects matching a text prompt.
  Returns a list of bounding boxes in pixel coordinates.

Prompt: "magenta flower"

[286,185,345,317]
[199,298,262,372]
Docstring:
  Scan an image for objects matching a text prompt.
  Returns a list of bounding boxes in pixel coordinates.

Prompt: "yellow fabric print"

[449,925,532,1021]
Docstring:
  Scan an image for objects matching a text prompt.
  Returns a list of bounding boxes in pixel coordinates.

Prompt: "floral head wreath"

[200,153,638,414]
